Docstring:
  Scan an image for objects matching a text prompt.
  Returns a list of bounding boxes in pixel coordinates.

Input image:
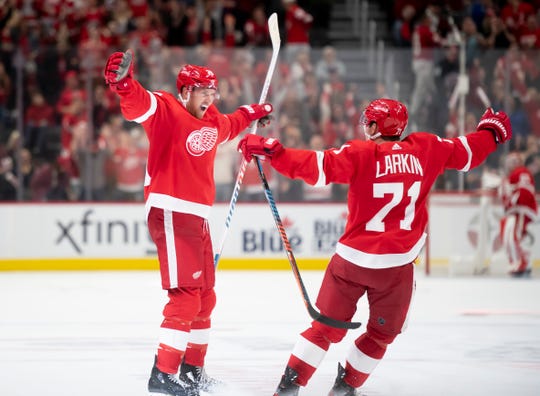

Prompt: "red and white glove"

[104,50,134,92]
[237,134,283,162]
[476,108,512,144]
[238,103,274,127]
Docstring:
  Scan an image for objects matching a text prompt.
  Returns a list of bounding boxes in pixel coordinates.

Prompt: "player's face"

[187,87,218,119]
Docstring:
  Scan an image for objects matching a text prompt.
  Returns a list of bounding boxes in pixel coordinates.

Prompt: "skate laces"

[182,365,201,383]
[168,373,188,388]
[181,364,221,391]
[196,367,220,388]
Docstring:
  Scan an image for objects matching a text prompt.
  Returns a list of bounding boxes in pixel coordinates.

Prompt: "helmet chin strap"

[178,87,192,107]
[363,124,381,140]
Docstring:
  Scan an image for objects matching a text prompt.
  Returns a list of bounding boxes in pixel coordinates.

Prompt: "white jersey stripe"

[291,335,327,368]
[145,193,212,220]
[314,151,326,187]
[164,209,178,288]
[457,136,472,171]
[144,166,151,187]
[336,233,426,269]
[131,90,158,123]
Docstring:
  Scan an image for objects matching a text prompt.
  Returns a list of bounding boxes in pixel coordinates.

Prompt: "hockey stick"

[254,157,362,330]
[214,13,281,267]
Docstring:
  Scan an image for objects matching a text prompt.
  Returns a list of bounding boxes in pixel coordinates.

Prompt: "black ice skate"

[148,356,198,396]
[179,362,222,393]
[273,366,300,396]
[328,363,357,396]
[509,268,532,278]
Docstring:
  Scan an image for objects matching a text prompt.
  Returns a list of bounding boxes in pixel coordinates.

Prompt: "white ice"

[1,270,539,396]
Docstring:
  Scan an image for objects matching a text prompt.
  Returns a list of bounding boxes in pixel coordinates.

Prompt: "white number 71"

[365,181,421,232]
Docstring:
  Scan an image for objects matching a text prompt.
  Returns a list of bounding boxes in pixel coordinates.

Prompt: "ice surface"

[0,270,539,395]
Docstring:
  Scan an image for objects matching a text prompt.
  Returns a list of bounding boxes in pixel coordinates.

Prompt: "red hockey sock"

[287,355,317,386]
[183,343,208,367]
[157,344,184,374]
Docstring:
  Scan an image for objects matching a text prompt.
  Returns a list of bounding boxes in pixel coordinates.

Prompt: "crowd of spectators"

[0,0,539,202]
[390,0,540,190]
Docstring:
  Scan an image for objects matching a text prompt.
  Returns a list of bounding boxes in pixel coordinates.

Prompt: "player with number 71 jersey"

[237,98,512,396]
[280,126,499,268]
[242,100,510,269]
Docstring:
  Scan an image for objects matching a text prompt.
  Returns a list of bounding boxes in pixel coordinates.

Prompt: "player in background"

[499,152,538,277]
[104,50,273,396]
[237,99,512,396]
[282,0,313,62]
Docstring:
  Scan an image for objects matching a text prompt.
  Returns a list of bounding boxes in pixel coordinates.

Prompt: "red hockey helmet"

[362,98,408,137]
[176,64,218,93]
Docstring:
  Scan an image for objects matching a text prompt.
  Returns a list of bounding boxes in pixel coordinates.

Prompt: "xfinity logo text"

[56,209,152,254]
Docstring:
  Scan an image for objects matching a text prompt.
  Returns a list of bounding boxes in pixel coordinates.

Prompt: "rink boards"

[0,195,538,271]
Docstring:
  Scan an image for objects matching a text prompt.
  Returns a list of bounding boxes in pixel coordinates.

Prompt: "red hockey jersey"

[271,131,498,268]
[285,4,313,44]
[116,80,252,219]
[500,165,538,220]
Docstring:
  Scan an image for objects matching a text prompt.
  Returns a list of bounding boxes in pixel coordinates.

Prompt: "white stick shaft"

[476,86,491,108]
[214,13,280,267]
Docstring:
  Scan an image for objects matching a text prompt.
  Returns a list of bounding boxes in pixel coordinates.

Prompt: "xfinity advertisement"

[0,200,538,267]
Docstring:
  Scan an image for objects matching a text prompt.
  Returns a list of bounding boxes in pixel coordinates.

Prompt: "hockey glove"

[238,103,274,127]
[237,134,283,162]
[476,108,512,144]
[104,50,134,92]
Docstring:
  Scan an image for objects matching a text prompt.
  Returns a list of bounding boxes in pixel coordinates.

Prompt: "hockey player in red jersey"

[104,50,273,396]
[238,98,512,396]
[499,152,538,277]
